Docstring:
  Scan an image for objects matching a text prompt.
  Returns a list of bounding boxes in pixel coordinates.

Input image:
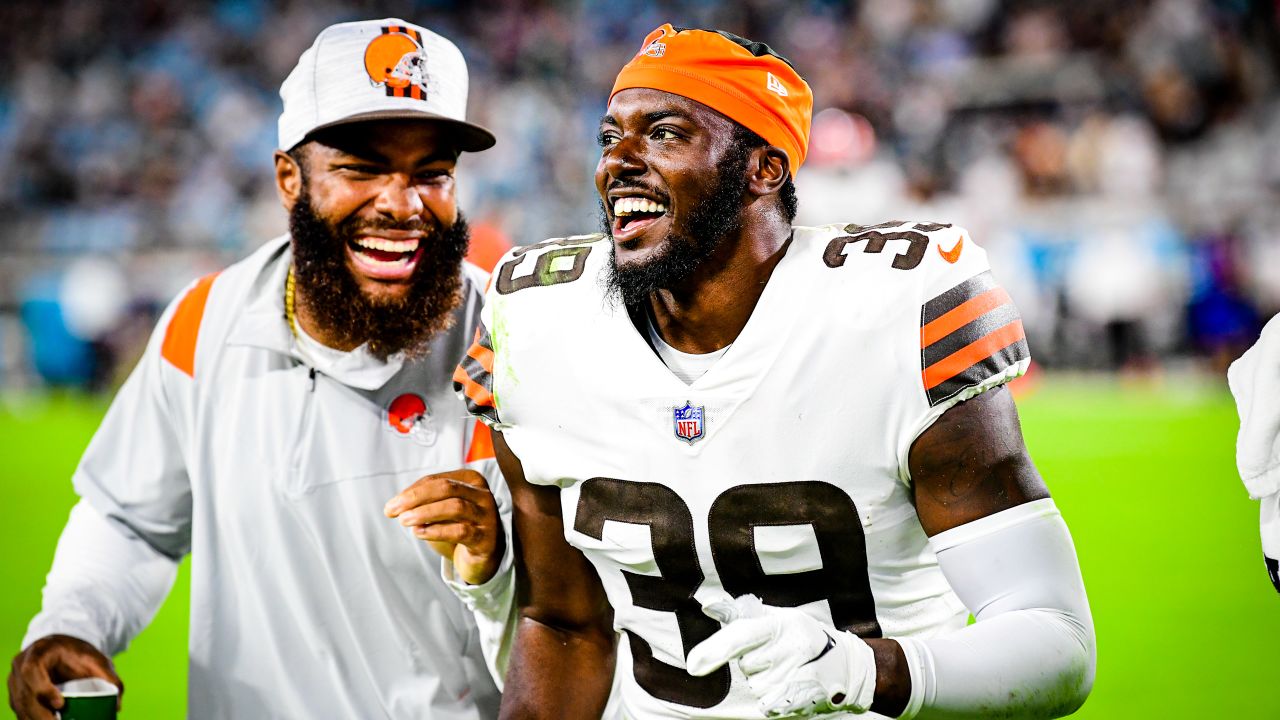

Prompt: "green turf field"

[1,376,1274,717]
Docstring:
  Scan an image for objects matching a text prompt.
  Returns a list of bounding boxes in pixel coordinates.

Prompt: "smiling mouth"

[347,235,425,281]
[611,196,670,239]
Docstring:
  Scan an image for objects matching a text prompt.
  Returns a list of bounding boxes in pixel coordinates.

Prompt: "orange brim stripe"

[922,319,1026,390]
[452,364,495,408]
[465,421,495,462]
[466,339,495,373]
[161,272,220,377]
[920,287,1012,348]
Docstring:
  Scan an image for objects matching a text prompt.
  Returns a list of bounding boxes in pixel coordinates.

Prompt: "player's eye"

[597,130,620,148]
[414,169,452,183]
[651,127,681,141]
[338,164,381,176]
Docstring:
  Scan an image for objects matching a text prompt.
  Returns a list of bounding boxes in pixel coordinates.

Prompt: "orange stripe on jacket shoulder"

[161,272,220,377]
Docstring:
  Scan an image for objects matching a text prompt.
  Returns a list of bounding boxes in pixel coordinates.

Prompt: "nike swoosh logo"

[802,632,838,666]
[938,235,964,263]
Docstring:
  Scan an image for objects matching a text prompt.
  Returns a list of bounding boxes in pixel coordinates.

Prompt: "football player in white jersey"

[456,24,1095,719]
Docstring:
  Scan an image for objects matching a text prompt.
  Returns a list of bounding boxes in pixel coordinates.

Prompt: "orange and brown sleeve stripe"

[160,272,220,378]
[453,325,499,425]
[920,271,1028,407]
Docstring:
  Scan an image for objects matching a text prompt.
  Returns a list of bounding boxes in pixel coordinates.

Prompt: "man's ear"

[748,146,789,200]
[274,149,304,211]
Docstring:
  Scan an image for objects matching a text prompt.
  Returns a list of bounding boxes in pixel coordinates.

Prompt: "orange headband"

[610,24,813,172]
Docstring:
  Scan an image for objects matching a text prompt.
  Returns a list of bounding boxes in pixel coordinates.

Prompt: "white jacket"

[23,236,510,718]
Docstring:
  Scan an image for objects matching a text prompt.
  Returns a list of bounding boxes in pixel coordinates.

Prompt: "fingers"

[410,518,489,546]
[686,618,775,677]
[384,470,492,518]
[9,636,123,720]
[737,644,774,675]
[53,651,123,708]
[10,656,59,720]
[395,496,484,528]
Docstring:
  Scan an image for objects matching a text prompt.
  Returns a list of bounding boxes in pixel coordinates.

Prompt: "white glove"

[686,594,877,717]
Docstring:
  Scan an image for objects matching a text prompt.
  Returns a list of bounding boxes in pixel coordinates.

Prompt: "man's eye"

[340,165,380,175]
[415,170,452,183]
[652,128,680,140]
[597,131,619,147]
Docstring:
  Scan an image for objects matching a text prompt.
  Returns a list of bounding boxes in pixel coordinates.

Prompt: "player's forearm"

[897,498,1095,718]
[498,616,616,719]
[24,501,179,656]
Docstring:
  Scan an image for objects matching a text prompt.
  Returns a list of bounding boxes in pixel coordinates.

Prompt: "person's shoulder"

[460,259,490,301]
[156,235,289,379]
[792,222,1025,408]
[171,235,289,320]
[486,232,610,303]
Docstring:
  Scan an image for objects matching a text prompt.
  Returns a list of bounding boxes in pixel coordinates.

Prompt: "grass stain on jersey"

[489,298,519,400]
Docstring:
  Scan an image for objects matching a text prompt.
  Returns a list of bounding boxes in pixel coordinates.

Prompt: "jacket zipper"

[289,366,319,494]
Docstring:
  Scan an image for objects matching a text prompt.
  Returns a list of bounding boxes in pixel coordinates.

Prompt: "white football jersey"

[455,222,1030,719]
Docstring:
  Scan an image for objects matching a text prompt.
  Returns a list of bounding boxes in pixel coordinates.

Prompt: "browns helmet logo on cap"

[364,25,429,99]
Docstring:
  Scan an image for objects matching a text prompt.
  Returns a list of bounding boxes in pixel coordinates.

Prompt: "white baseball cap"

[277,18,496,152]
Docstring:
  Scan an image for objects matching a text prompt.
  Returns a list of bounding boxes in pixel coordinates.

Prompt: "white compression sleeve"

[896,498,1095,719]
[1261,492,1280,592]
[23,500,179,656]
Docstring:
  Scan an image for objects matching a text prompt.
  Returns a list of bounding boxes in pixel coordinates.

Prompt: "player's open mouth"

[347,234,424,281]
[611,195,669,242]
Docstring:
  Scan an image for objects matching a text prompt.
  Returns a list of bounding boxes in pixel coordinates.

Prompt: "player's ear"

[748,146,789,201]
[274,149,305,211]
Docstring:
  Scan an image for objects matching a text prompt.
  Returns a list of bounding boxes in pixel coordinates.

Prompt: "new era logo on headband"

[644,41,666,58]
[766,72,788,96]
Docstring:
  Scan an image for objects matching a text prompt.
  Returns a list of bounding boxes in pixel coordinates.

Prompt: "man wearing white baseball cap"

[10,19,511,719]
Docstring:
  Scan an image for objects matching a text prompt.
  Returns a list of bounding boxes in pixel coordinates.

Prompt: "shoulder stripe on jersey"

[465,420,496,462]
[161,272,220,378]
[925,337,1029,406]
[922,296,1021,367]
[922,271,998,325]
[920,271,1028,407]
[453,326,498,425]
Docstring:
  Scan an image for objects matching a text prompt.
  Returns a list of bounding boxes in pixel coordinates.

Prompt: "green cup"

[56,678,118,720]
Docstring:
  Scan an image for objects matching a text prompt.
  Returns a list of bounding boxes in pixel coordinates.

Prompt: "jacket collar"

[224,236,405,390]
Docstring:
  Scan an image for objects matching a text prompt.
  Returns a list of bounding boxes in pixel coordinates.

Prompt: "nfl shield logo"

[673,401,705,444]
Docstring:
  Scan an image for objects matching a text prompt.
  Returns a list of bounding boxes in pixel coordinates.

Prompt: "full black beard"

[288,189,469,361]
[603,144,752,307]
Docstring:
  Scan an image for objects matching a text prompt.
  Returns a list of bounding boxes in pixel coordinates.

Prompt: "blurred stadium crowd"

[0,0,1277,389]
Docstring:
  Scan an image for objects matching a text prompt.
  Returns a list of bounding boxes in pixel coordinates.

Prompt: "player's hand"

[686,595,876,717]
[385,469,504,585]
[8,634,123,720]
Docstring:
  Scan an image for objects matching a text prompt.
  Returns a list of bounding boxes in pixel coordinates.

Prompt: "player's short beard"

[603,144,751,307]
[288,186,469,361]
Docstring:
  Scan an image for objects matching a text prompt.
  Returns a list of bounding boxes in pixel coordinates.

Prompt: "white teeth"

[612,197,668,216]
[359,254,413,268]
[354,236,419,253]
